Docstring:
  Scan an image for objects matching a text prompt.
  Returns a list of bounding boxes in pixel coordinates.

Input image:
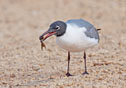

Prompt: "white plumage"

[56,23,98,52]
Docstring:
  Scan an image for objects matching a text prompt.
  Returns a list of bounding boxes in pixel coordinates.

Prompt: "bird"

[39,19,100,77]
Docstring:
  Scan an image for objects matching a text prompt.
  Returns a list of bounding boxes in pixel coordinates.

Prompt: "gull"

[39,19,100,77]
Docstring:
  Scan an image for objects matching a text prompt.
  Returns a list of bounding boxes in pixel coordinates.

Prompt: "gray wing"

[66,19,99,40]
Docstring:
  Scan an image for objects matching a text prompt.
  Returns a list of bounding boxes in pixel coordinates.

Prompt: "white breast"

[56,24,98,52]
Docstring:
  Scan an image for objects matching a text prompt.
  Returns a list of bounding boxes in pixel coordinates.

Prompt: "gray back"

[66,19,99,40]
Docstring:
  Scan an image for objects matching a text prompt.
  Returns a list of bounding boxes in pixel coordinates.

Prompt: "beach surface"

[0,0,126,88]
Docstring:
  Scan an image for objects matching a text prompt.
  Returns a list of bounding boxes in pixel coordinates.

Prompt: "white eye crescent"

[56,26,60,30]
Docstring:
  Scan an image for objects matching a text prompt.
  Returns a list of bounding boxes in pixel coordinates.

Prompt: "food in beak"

[39,30,56,50]
[40,39,46,50]
[39,35,46,50]
[39,31,49,50]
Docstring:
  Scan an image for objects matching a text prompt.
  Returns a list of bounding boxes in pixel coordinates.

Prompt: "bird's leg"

[66,52,72,77]
[82,51,89,75]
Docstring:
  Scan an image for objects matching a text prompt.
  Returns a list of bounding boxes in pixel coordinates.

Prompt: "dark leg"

[66,52,72,77]
[82,51,89,75]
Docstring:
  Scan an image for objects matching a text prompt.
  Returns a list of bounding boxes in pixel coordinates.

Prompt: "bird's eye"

[55,26,60,30]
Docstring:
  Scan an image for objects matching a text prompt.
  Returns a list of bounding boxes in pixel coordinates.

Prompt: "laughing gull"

[39,19,100,77]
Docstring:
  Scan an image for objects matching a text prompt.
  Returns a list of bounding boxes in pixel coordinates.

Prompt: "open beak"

[39,30,56,41]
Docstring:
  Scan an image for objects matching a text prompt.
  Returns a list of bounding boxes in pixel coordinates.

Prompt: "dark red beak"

[39,30,56,41]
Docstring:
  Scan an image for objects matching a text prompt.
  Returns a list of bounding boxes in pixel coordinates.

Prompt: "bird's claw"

[66,72,73,77]
[82,71,89,75]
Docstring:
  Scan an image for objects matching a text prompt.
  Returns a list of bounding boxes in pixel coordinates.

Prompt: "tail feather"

[97,29,101,31]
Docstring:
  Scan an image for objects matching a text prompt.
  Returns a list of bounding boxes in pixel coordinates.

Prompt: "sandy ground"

[0,0,126,88]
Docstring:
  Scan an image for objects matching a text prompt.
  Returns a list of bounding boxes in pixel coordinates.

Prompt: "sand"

[0,0,126,88]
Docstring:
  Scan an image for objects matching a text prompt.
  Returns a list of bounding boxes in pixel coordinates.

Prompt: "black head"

[49,21,67,37]
[39,21,67,41]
